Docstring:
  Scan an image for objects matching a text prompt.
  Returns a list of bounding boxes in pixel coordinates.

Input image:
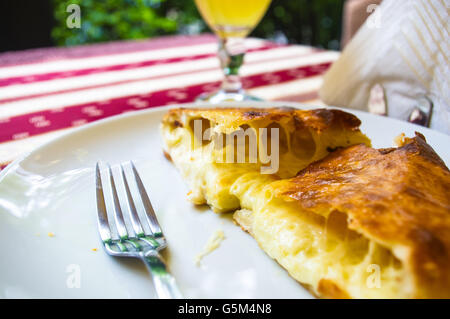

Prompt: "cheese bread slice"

[234,133,450,298]
[161,107,370,213]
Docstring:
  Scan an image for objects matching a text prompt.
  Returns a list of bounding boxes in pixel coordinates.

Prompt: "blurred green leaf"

[52,0,344,49]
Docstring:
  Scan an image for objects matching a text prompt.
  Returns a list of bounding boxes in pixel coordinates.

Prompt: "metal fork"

[95,161,182,299]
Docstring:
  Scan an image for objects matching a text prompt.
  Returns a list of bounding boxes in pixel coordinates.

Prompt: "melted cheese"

[233,197,410,298]
[161,113,369,212]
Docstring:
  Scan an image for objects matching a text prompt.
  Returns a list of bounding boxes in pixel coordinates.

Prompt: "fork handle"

[140,252,183,299]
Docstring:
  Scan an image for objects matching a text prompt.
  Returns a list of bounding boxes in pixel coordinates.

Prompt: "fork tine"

[120,164,145,237]
[108,164,129,240]
[130,162,163,237]
[95,162,112,243]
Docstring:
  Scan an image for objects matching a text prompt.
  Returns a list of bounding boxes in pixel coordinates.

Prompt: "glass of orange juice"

[194,0,272,102]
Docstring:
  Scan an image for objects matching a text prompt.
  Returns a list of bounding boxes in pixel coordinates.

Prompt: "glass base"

[196,89,263,103]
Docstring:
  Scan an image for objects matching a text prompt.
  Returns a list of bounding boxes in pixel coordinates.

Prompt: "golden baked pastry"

[161,107,450,298]
[161,107,370,212]
[234,132,450,298]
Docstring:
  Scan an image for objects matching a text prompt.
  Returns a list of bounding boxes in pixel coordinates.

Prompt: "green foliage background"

[52,0,345,49]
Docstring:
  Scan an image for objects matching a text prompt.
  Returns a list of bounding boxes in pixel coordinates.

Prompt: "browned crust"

[272,133,450,298]
[317,279,351,299]
[162,150,172,162]
[162,107,363,133]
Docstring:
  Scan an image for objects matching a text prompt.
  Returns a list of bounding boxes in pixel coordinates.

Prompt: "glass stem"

[218,37,246,94]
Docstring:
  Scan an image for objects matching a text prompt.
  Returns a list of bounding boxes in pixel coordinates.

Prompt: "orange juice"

[195,0,272,38]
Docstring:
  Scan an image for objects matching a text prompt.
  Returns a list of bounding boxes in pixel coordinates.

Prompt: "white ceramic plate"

[0,101,448,299]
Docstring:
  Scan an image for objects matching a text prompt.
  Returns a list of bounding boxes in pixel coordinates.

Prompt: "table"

[0,34,339,170]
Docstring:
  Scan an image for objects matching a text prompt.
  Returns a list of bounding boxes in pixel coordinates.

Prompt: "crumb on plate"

[195,230,225,267]
[394,133,406,147]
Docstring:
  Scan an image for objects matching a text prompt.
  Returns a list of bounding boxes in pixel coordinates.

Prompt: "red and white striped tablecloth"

[0,34,339,170]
